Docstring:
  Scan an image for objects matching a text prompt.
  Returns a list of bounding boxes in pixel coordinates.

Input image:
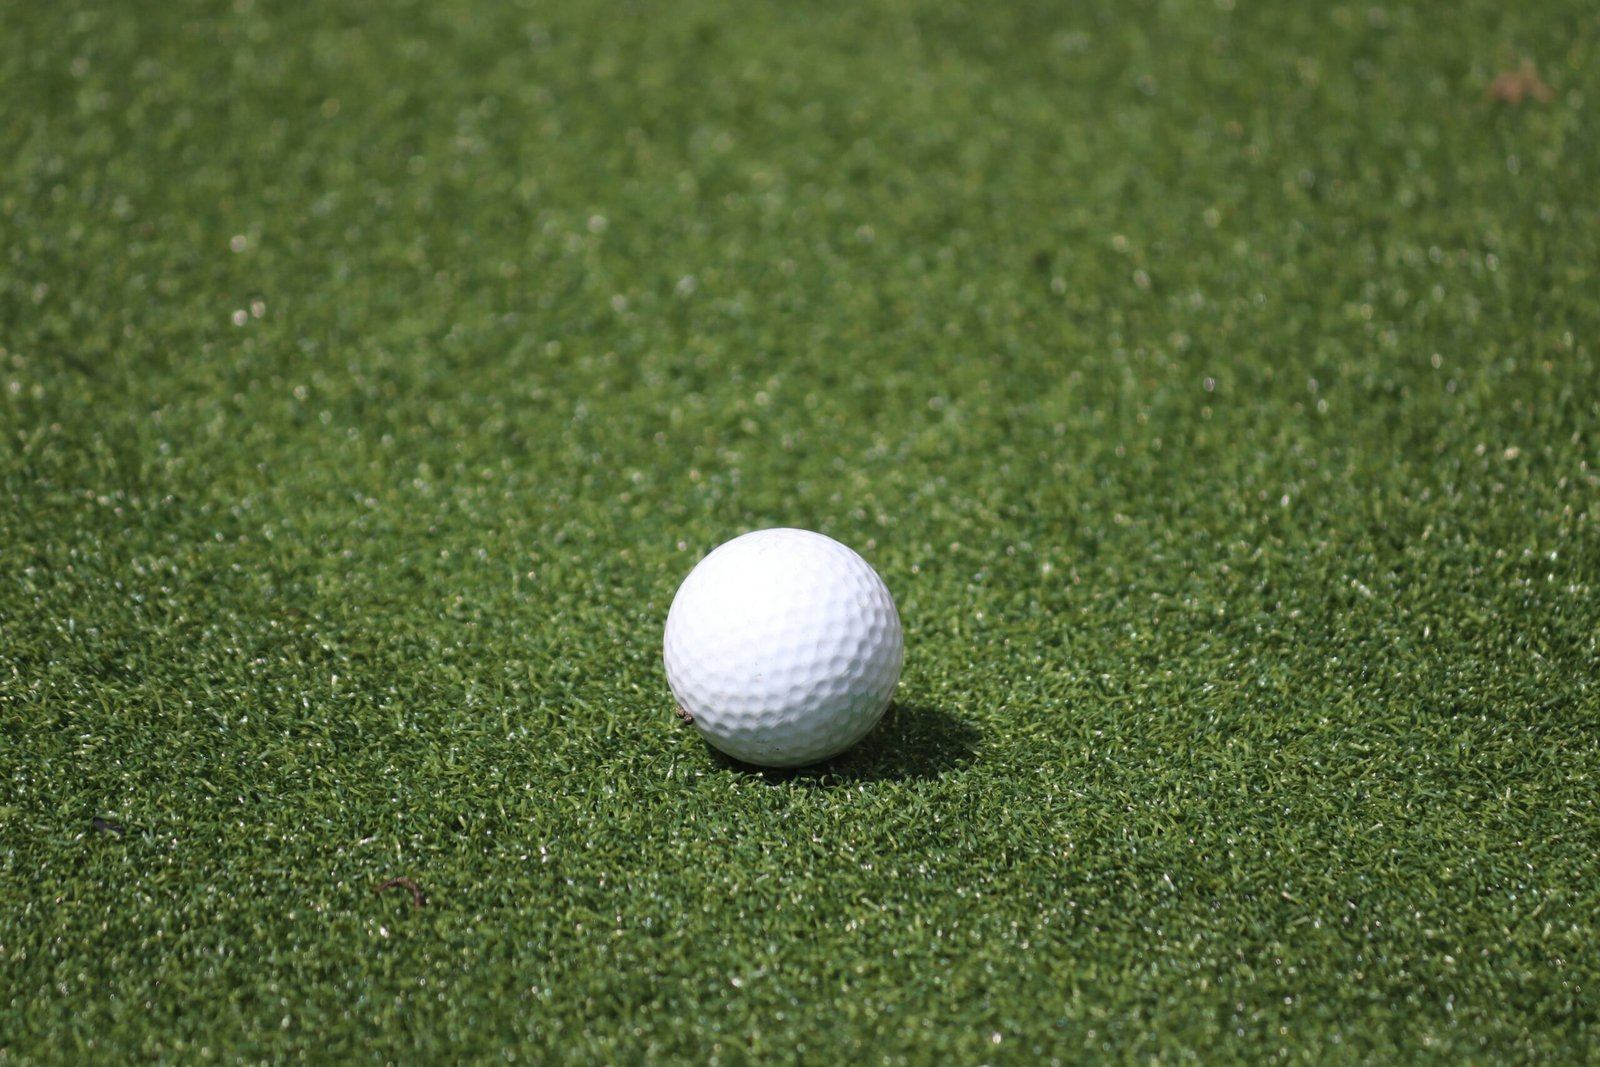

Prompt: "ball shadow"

[707,702,981,785]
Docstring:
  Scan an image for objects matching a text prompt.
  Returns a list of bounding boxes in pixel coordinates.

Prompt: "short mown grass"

[3,0,1596,1061]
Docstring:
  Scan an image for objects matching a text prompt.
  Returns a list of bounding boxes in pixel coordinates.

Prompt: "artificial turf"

[3,0,1597,1061]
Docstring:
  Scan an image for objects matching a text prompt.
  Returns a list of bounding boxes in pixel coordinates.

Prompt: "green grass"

[3,0,1597,1061]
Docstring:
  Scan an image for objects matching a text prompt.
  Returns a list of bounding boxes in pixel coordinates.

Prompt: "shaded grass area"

[3,0,1597,1061]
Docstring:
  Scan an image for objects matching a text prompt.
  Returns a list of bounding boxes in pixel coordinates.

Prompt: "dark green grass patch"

[3,0,1597,1061]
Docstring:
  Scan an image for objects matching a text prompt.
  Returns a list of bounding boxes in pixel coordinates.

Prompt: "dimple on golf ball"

[663,528,904,767]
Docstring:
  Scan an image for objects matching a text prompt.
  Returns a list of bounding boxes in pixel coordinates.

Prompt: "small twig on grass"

[674,704,695,724]
[373,877,427,909]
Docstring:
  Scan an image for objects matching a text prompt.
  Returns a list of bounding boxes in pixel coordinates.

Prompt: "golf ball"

[663,528,904,767]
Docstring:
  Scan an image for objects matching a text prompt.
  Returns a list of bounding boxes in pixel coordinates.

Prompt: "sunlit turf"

[3,0,1597,1061]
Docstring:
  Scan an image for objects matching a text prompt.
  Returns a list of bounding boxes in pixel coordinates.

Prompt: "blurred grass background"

[3,0,1597,1061]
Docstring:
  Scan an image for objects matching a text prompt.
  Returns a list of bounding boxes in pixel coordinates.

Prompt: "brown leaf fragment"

[1487,60,1554,105]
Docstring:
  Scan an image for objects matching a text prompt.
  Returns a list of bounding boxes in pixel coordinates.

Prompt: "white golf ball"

[663,528,904,767]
